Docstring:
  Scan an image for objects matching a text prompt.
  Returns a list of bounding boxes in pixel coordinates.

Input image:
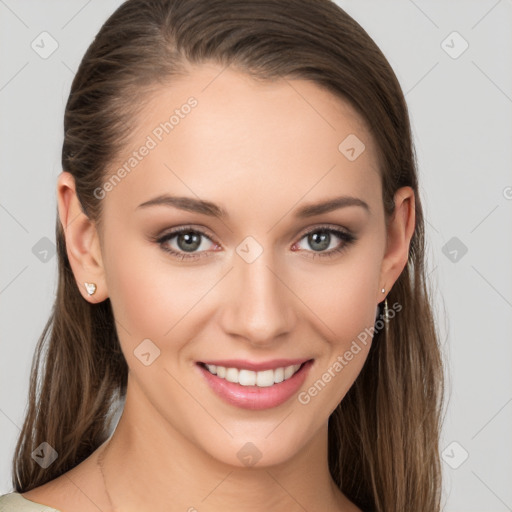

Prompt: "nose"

[218,250,297,347]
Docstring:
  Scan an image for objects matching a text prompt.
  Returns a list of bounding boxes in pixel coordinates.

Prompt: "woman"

[0,0,445,511]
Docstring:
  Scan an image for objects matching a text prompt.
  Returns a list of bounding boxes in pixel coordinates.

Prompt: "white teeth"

[204,363,302,387]
[256,369,274,387]
[284,365,296,379]
[225,367,238,383]
[239,369,256,386]
[274,367,284,383]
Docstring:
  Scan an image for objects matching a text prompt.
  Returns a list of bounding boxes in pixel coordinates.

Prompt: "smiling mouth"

[197,361,310,387]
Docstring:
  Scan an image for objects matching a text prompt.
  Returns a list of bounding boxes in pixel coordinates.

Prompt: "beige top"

[0,492,61,512]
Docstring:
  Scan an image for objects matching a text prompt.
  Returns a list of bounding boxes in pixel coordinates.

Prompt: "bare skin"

[23,62,415,512]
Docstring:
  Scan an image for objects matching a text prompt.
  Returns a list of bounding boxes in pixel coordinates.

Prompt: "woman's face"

[77,62,410,467]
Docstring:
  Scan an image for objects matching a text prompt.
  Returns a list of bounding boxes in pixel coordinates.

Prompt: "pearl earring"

[84,282,97,296]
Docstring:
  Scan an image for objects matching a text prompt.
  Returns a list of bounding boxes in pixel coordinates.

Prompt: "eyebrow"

[136,194,370,218]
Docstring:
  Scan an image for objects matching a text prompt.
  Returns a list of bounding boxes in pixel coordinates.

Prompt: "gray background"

[1,1,511,510]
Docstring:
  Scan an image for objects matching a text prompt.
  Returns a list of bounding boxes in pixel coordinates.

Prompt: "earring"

[381,288,389,317]
[84,282,97,296]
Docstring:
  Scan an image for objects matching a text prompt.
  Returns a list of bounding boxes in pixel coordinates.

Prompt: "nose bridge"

[221,244,295,344]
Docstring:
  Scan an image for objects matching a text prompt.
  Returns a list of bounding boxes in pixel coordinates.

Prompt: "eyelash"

[155,224,356,261]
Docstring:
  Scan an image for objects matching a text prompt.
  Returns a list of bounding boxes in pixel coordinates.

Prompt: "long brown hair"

[11,1,445,510]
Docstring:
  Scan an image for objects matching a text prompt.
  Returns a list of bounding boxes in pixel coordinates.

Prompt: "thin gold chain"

[97,441,118,512]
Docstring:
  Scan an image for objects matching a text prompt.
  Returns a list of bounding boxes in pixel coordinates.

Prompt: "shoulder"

[0,492,61,512]
[2,447,110,512]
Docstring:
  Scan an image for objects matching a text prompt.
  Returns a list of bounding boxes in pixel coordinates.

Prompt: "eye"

[292,226,356,259]
[156,227,219,260]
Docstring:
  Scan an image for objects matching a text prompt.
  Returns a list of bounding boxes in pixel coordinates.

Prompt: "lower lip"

[196,360,314,410]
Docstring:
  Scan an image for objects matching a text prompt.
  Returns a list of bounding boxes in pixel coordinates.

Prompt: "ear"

[378,186,415,303]
[57,171,108,303]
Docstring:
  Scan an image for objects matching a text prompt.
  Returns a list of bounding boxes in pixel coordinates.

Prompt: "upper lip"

[198,358,312,372]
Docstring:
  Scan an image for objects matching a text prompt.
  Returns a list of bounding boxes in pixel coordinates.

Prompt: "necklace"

[97,441,118,512]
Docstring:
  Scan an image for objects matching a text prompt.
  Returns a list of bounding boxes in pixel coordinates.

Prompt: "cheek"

[300,247,382,341]
[103,230,221,362]
[294,245,382,408]
[297,289,377,418]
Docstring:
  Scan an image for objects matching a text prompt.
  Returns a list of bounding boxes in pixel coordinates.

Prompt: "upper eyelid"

[159,226,218,245]
[296,223,350,238]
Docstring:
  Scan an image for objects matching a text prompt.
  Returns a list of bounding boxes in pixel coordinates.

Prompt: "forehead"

[102,62,381,219]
